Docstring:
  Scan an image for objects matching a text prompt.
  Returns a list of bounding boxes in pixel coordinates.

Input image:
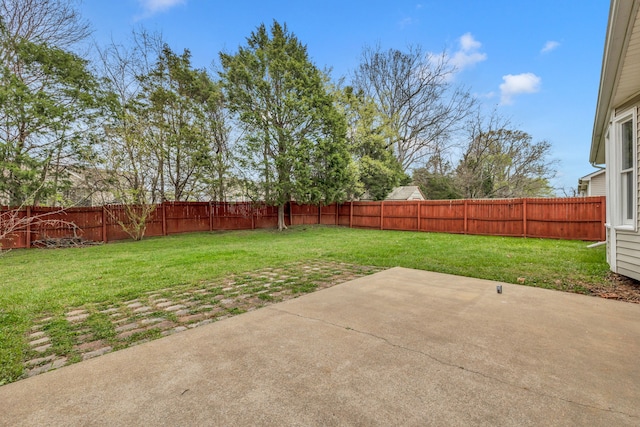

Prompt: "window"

[614,109,636,228]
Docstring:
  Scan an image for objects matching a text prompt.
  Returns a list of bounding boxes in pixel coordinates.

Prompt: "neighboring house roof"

[385,186,426,201]
[579,169,606,182]
[591,0,640,165]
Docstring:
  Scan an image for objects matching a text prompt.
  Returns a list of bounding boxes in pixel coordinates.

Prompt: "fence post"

[102,205,108,243]
[318,204,322,224]
[523,198,528,238]
[335,203,339,226]
[209,201,213,231]
[26,206,32,248]
[349,202,353,228]
[251,204,255,230]
[162,202,167,236]
[463,200,468,234]
[288,201,293,226]
[416,200,421,232]
[380,201,384,230]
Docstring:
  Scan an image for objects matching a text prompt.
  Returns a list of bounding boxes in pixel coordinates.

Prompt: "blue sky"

[80,0,610,194]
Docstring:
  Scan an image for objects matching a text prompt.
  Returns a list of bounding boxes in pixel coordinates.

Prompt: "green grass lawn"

[0,225,609,384]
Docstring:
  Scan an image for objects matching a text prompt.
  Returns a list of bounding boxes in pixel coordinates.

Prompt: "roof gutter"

[590,0,638,165]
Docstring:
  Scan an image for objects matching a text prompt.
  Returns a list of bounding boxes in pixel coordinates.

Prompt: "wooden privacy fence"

[0,197,605,250]
[348,197,606,241]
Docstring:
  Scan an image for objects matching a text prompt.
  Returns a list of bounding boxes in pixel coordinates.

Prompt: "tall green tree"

[98,31,234,208]
[220,21,352,229]
[199,78,236,202]
[137,45,222,201]
[337,86,405,200]
[0,14,99,206]
[412,168,461,200]
[412,149,462,200]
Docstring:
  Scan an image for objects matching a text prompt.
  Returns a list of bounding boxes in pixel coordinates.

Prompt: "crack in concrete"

[270,306,639,420]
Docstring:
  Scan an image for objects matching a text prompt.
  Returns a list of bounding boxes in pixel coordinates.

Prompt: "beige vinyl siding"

[617,234,640,251]
[618,266,640,280]
[617,232,640,280]
[589,172,607,196]
[614,105,640,281]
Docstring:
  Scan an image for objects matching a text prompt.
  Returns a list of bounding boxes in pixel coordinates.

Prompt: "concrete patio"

[1,267,638,426]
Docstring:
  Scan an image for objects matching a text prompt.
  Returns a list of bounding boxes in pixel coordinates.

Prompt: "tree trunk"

[217,166,225,202]
[277,203,287,231]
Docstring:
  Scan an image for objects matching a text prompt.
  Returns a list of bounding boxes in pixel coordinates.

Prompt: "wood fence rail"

[0,197,606,250]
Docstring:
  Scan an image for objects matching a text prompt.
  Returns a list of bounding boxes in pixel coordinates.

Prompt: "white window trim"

[611,107,637,231]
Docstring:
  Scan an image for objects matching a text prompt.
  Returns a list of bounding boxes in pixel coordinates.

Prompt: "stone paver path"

[24,261,383,378]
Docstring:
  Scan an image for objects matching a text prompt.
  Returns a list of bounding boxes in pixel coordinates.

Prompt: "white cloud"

[398,17,415,29]
[460,33,481,51]
[449,32,487,72]
[138,0,186,15]
[541,40,560,54]
[499,73,541,105]
[477,91,496,100]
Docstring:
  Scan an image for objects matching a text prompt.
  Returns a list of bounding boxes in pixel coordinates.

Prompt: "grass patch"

[122,329,162,345]
[85,313,117,342]
[289,282,319,294]
[43,318,76,356]
[0,225,609,384]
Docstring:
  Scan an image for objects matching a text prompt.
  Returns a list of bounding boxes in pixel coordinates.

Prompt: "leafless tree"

[102,203,156,242]
[0,204,79,252]
[0,0,90,49]
[95,30,164,205]
[91,31,164,241]
[455,110,558,198]
[353,45,475,172]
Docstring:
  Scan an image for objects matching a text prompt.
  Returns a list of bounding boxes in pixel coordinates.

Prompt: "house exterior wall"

[407,189,424,200]
[578,171,606,197]
[616,233,640,279]
[611,104,640,281]
[589,172,607,196]
[591,1,640,281]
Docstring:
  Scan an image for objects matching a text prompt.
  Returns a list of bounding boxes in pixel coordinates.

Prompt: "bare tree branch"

[354,45,476,171]
[455,110,558,198]
[0,0,90,49]
[0,203,80,253]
